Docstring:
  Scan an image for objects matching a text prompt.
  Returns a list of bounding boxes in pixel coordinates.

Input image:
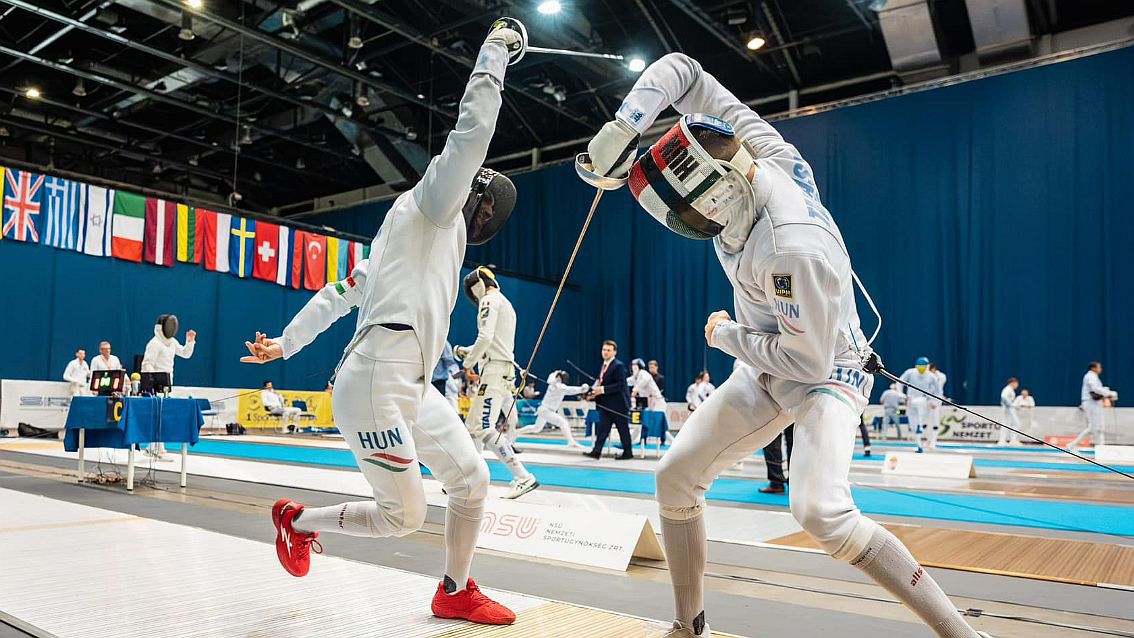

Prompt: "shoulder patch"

[773,274,793,299]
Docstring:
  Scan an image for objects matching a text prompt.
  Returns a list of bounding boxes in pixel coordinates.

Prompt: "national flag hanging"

[200,209,231,273]
[42,176,84,250]
[275,226,295,287]
[363,243,371,259]
[252,220,281,282]
[228,216,256,278]
[348,240,365,271]
[77,185,114,256]
[176,204,203,263]
[289,230,304,289]
[0,166,3,242]
[2,168,45,243]
[143,198,176,266]
[301,231,327,291]
[111,191,146,262]
[325,236,342,283]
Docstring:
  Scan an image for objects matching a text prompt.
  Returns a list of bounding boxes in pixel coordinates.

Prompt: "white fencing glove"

[454,346,470,360]
[486,17,527,65]
[587,118,639,180]
[580,383,591,395]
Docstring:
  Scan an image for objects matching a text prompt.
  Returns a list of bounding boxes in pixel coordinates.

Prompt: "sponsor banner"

[863,405,1134,443]
[477,498,663,571]
[236,388,333,429]
[0,380,72,431]
[882,451,976,479]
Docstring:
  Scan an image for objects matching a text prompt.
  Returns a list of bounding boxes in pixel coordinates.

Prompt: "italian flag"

[111,191,146,262]
[176,204,202,263]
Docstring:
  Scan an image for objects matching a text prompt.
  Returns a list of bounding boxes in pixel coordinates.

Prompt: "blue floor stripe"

[170,439,1134,536]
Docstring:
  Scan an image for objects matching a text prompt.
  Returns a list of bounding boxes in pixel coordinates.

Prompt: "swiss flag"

[252,221,280,282]
[301,231,327,291]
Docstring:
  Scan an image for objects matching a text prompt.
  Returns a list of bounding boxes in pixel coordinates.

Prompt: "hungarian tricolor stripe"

[362,452,414,473]
[111,191,146,262]
[176,204,203,263]
[144,198,176,266]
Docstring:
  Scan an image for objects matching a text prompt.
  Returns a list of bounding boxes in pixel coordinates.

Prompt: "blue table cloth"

[584,409,668,444]
[64,397,204,451]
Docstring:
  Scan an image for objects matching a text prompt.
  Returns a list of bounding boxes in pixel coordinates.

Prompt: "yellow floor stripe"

[0,516,141,534]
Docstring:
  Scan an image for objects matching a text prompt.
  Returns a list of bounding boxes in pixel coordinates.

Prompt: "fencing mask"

[463,168,516,245]
[157,314,179,339]
[463,266,498,305]
[628,114,755,247]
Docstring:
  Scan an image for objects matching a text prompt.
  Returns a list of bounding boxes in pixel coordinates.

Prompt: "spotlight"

[239,126,252,145]
[295,157,306,169]
[25,87,41,99]
[404,127,417,141]
[188,155,199,166]
[185,0,202,8]
[253,171,262,182]
[179,12,195,40]
[416,93,426,100]
[355,93,370,108]
[72,79,87,97]
[537,0,561,15]
[350,144,361,156]
[0,126,10,137]
[627,58,646,73]
[340,103,353,117]
[348,35,363,49]
[746,34,766,51]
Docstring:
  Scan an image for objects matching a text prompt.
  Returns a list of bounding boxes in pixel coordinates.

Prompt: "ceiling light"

[239,126,252,145]
[253,171,262,182]
[179,11,195,40]
[185,0,203,8]
[72,79,87,97]
[746,34,766,51]
[25,87,41,99]
[416,93,425,100]
[355,93,370,108]
[537,0,561,15]
[348,35,363,49]
[295,157,306,170]
[188,155,199,166]
[350,144,362,156]
[0,126,10,137]
[627,58,646,73]
[404,127,417,141]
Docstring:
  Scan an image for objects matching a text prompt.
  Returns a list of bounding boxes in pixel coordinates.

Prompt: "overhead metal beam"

[634,0,674,54]
[152,0,453,119]
[0,41,360,163]
[667,0,787,84]
[327,0,593,129]
[0,0,112,75]
[762,1,802,86]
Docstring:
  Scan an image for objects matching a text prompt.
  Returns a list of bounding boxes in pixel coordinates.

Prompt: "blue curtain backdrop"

[5,46,1131,404]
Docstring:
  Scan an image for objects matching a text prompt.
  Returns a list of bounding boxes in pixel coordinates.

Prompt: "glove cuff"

[615,86,669,134]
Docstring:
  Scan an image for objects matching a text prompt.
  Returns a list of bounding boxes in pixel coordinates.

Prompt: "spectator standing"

[1014,389,1036,438]
[63,348,90,396]
[879,383,905,440]
[649,360,666,397]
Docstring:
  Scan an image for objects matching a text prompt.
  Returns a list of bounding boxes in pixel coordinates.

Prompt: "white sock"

[488,434,530,480]
[292,502,393,537]
[850,527,979,638]
[660,510,708,632]
[443,497,484,593]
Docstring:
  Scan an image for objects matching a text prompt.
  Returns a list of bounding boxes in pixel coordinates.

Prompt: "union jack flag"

[2,168,45,242]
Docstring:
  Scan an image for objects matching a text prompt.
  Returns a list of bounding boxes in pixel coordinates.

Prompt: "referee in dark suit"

[584,340,633,460]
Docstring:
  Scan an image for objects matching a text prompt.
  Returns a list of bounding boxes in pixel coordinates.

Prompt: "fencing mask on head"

[462,168,516,245]
[628,114,756,248]
[157,314,179,339]
[915,356,929,374]
[463,266,498,305]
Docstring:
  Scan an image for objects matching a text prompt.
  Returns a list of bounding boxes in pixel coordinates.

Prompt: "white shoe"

[662,621,711,637]
[502,476,539,500]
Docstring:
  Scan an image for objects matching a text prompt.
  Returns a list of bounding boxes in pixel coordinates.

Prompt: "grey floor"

[2,449,1132,638]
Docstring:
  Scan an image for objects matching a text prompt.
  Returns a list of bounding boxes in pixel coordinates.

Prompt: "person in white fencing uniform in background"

[239,20,526,625]
[63,348,90,397]
[685,371,714,411]
[457,266,540,500]
[1068,361,1118,449]
[261,380,302,432]
[581,52,991,638]
[1014,389,1036,437]
[879,383,905,440]
[630,358,665,411]
[141,315,196,459]
[998,377,1021,446]
[899,357,942,453]
[515,370,589,448]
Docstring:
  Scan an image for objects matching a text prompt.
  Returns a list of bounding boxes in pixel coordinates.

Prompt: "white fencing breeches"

[295,327,489,538]
[465,369,530,480]
[907,398,931,449]
[516,405,584,447]
[998,407,1020,445]
[1069,402,1106,448]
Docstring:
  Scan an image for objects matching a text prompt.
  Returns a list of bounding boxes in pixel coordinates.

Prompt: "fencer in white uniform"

[1068,362,1117,449]
[141,315,196,458]
[62,349,90,397]
[630,358,665,411]
[240,21,525,625]
[879,383,905,440]
[998,378,1021,446]
[1014,390,1036,436]
[457,266,540,500]
[582,52,990,638]
[899,357,942,453]
[515,370,589,448]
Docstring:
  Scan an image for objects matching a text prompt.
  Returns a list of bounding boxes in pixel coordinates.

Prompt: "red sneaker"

[272,498,322,577]
[431,578,516,625]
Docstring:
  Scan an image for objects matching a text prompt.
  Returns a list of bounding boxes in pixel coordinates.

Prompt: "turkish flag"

[301,231,327,291]
[252,221,280,282]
